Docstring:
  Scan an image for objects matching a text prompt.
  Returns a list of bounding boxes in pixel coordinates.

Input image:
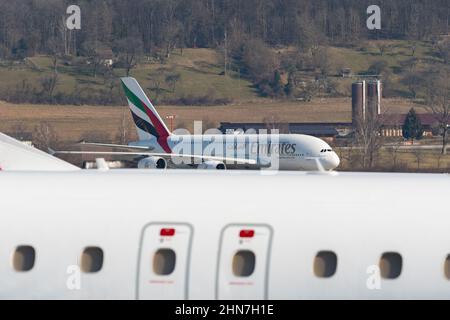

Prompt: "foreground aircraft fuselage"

[0,170,449,299]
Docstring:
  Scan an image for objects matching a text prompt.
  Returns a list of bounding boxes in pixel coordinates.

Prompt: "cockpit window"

[321,149,333,153]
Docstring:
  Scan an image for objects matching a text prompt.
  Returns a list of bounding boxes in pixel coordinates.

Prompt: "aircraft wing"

[50,150,257,165]
[76,142,154,151]
[0,133,79,171]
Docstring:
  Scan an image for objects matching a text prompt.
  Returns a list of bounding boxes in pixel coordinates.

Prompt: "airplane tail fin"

[120,77,171,141]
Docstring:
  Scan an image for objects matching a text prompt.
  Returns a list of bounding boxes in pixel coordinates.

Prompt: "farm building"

[380,114,449,137]
[218,122,343,143]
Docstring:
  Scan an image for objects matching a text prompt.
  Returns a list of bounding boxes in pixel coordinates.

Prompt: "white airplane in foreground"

[0,167,449,299]
[55,77,340,171]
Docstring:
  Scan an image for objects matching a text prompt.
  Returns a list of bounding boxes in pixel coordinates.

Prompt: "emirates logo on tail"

[121,77,172,153]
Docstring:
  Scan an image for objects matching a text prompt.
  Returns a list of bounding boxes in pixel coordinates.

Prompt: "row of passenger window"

[313,251,403,279]
[13,245,450,281]
[13,246,103,273]
[233,250,404,279]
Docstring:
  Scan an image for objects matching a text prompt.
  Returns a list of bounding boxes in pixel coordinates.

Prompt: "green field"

[328,40,440,96]
[0,48,257,103]
[0,40,445,104]
[336,147,450,173]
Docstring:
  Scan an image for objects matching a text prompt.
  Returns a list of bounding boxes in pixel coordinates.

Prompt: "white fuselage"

[0,170,449,299]
[130,134,340,170]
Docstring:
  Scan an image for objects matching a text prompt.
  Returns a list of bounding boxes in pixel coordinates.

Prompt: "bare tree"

[377,43,390,56]
[263,116,289,134]
[10,121,26,133]
[313,46,332,77]
[354,107,384,169]
[163,22,181,59]
[242,39,278,83]
[412,148,424,170]
[113,37,144,77]
[436,151,445,170]
[425,69,449,155]
[148,68,167,102]
[40,73,59,100]
[388,139,403,170]
[46,37,63,74]
[220,29,231,76]
[437,38,450,65]
[82,41,110,78]
[165,72,181,93]
[33,122,58,151]
[335,140,356,171]
[401,72,425,99]
[410,42,417,57]
[116,107,130,144]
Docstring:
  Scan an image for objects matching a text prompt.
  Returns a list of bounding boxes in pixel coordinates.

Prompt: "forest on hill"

[0,0,448,105]
[1,0,448,55]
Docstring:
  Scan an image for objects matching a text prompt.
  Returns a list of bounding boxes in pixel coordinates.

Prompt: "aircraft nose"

[323,152,340,170]
[330,152,340,169]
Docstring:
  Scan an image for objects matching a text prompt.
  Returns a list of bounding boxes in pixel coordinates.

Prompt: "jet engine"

[197,160,226,170]
[137,156,167,169]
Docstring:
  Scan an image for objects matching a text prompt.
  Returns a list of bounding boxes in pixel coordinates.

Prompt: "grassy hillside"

[0,40,445,105]
[131,49,257,102]
[328,40,441,97]
[0,48,257,104]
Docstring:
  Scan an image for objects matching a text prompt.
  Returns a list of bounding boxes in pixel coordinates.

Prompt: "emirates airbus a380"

[55,77,340,171]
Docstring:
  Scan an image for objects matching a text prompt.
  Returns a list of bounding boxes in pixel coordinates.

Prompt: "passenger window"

[232,250,255,277]
[13,245,35,272]
[314,251,337,278]
[81,247,104,273]
[444,255,450,279]
[153,249,176,275]
[379,252,402,279]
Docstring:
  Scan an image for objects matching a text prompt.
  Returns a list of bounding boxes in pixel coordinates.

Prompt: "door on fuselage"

[137,223,193,299]
[216,224,272,299]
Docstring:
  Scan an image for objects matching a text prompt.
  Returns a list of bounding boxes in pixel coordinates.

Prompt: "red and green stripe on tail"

[121,78,172,153]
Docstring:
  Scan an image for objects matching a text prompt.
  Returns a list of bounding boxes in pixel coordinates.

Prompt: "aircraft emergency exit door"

[216,224,272,299]
[137,223,192,299]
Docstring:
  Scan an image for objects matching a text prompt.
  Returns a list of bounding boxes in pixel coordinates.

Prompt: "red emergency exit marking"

[229,281,254,286]
[149,280,174,284]
[160,228,175,236]
[239,229,254,238]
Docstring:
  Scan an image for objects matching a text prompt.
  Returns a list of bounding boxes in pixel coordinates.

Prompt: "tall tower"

[352,80,382,132]
[367,80,382,120]
[352,81,366,132]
